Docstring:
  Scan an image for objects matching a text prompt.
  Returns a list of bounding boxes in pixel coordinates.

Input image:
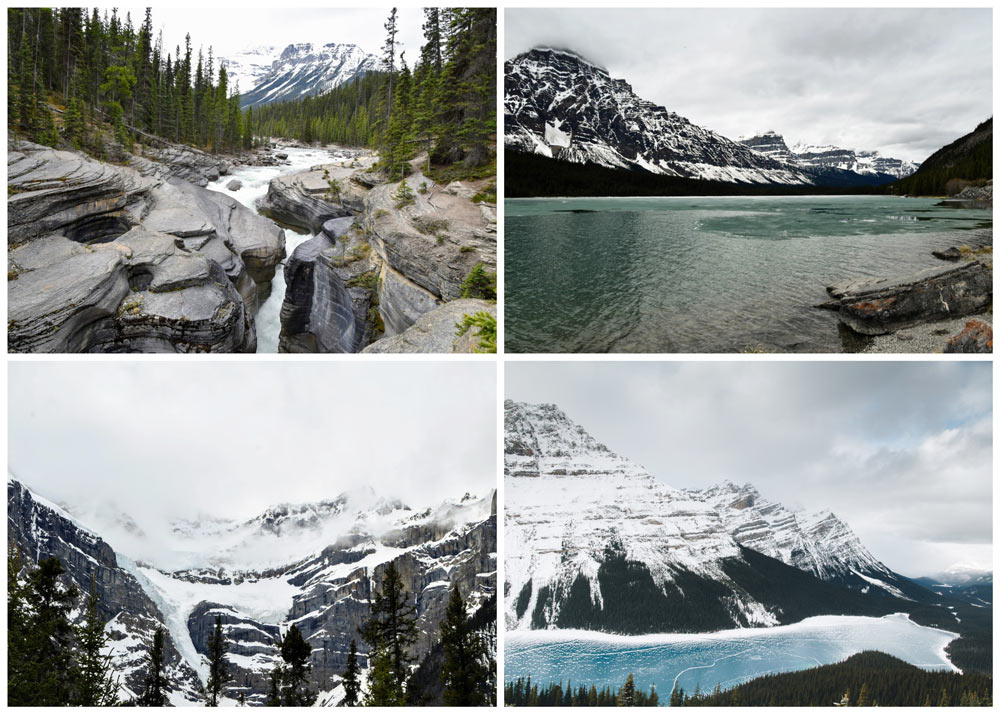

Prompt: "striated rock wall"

[7,141,285,353]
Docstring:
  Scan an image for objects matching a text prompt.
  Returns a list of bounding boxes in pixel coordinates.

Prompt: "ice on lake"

[505,613,958,704]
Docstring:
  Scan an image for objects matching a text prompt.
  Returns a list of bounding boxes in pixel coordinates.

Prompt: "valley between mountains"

[503,400,992,692]
[8,477,497,706]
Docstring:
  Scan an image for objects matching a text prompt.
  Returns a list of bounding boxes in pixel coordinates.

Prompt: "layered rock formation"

[8,140,285,353]
[8,477,497,706]
[267,154,497,352]
[820,260,992,336]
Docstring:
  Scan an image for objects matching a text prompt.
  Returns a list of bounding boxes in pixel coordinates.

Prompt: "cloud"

[8,361,497,528]
[505,8,992,162]
[505,361,991,576]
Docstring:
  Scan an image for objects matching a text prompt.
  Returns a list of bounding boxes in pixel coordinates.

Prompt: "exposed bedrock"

[820,260,992,335]
[365,172,497,333]
[256,163,369,233]
[362,299,496,354]
[140,140,231,187]
[9,227,256,353]
[7,141,286,352]
[278,220,377,353]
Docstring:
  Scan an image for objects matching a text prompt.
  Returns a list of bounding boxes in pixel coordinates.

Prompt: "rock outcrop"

[278,220,377,354]
[256,157,373,232]
[140,140,231,187]
[362,299,496,353]
[7,479,203,701]
[365,170,497,335]
[7,141,284,353]
[820,260,992,335]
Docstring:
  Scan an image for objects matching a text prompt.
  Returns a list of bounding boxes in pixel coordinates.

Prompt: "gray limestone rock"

[226,179,243,191]
[362,299,496,353]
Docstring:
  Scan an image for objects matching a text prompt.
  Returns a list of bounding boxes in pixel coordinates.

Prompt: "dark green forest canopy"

[8,6,497,177]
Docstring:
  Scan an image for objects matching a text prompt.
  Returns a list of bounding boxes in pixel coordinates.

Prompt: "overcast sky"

[505,8,992,162]
[9,361,495,524]
[506,361,992,578]
[124,6,424,68]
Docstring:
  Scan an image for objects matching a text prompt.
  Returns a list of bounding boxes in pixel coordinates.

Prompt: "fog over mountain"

[505,362,992,578]
[505,8,992,163]
[8,361,496,544]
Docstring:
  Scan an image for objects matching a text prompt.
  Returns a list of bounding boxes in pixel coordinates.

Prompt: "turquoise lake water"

[504,614,958,706]
[504,196,992,352]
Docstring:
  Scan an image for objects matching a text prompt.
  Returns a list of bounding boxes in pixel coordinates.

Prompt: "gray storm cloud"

[505,8,992,162]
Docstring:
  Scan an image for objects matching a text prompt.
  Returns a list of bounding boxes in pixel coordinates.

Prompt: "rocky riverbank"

[267,153,498,353]
[8,134,497,353]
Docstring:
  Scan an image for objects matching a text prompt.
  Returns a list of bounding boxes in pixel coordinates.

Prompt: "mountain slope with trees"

[888,119,993,196]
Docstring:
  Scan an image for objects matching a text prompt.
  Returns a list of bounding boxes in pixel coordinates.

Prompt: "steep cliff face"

[503,401,930,634]
[7,478,203,703]
[8,478,496,706]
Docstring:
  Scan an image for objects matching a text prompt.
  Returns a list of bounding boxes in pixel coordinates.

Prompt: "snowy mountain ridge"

[9,477,496,706]
[504,400,923,633]
[739,131,920,179]
[229,42,378,108]
[504,48,813,185]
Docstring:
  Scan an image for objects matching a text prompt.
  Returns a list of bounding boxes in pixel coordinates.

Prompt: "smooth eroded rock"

[362,299,495,353]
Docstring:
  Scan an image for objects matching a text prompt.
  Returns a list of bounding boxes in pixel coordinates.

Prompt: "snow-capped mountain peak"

[230,41,378,108]
[740,133,920,179]
[504,401,919,633]
[505,47,812,184]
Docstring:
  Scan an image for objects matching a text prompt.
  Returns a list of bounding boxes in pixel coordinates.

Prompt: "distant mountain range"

[739,130,919,179]
[503,400,991,674]
[8,477,496,705]
[505,48,918,188]
[223,42,378,108]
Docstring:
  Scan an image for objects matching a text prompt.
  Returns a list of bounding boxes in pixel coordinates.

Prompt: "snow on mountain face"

[8,478,496,706]
[504,48,813,185]
[701,480,888,580]
[504,401,910,632]
[232,42,378,108]
[220,45,282,95]
[739,133,920,179]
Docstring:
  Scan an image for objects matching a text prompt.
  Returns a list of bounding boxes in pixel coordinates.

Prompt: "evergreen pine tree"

[364,646,404,706]
[277,624,316,706]
[138,627,168,706]
[72,577,121,705]
[205,613,230,706]
[618,673,636,706]
[857,682,871,707]
[360,561,418,691]
[341,639,361,706]
[440,585,488,706]
[265,666,282,706]
[9,556,80,705]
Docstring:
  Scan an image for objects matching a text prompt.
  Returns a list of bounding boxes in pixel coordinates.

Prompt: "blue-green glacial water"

[504,196,991,352]
[504,614,958,705]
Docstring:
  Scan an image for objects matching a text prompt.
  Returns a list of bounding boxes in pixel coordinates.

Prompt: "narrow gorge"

[8,138,497,354]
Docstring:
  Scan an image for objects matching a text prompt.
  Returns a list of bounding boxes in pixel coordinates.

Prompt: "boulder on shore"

[821,260,992,335]
[944,319,993,353]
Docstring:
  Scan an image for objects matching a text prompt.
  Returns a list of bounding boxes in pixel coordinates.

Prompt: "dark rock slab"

[944,319,993,353]
[823,261,992,335]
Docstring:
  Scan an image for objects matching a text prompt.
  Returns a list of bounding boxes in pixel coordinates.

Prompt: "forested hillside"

[889,119,992,196]
[8,7,496,178]
[253,8,496,177]
[8,7,249,155]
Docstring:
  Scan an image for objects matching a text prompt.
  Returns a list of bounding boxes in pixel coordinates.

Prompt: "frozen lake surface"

[505,613,958,704]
